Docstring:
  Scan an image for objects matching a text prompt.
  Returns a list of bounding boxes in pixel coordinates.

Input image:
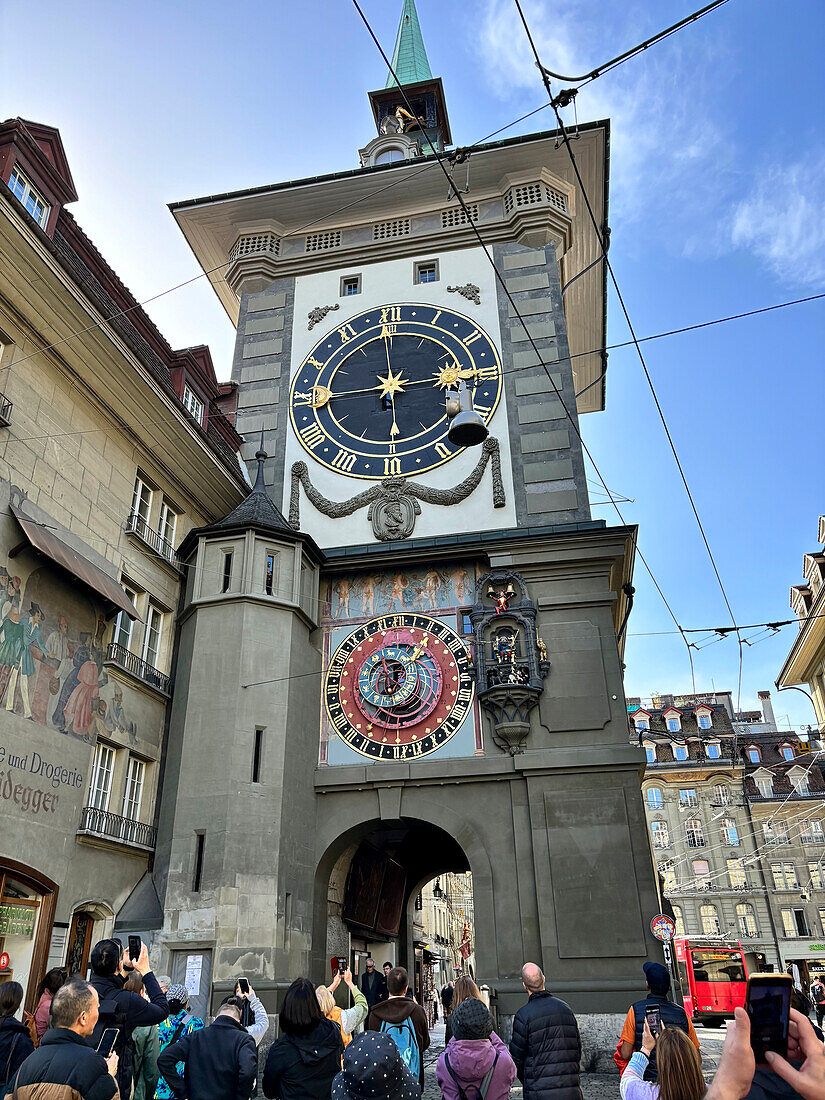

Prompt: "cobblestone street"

[421,1021,727,1100]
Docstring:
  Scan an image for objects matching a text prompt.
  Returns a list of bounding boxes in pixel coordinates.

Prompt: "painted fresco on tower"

[320,562,482,766]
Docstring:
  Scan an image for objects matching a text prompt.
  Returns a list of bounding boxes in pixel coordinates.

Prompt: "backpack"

[379,1016,420,1078]
[20,1013,37,1050]
[90,993,130,1088]
[444,1050,500,1100]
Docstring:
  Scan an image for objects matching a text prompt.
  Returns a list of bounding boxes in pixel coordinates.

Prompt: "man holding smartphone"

[13,979,118,1100]
[88,937,169,1097]
[618,962,700,1081]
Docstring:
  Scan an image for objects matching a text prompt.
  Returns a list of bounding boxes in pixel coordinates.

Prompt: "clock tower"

[157,0,661,1046]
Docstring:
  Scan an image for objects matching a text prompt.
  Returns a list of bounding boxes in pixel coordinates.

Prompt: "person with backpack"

[437,999,517,1100]
[121,972,159,1100]
[263,977,343,1100]
[158,996,257,1100]
[331,1031,421,1100]
[366,967,429,1089]
[617,963,699,1083]
[0,982,34,1097]
[87,937,169,1098]
[12,979,117,1100]
[155,984,204,1100]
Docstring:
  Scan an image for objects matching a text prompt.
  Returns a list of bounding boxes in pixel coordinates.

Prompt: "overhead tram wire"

[534,0,734,87]
[512,0,744,699]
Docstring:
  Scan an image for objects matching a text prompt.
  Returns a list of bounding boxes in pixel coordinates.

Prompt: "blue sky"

[4,0,824,727]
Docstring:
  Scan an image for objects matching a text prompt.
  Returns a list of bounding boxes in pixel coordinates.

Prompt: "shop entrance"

[0,859,57,1011]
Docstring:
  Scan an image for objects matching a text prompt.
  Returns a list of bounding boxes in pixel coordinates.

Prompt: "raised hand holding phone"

[105,1053,118,1078]
[746,974,792,1063]
[237,977,250,997]
[765,1008,825,1100]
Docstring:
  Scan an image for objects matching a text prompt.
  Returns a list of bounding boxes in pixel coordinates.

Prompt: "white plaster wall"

[285,247,516,549]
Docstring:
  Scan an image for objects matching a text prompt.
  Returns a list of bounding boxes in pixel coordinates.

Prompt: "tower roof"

[208,433,294,536]
[385,0,433,88]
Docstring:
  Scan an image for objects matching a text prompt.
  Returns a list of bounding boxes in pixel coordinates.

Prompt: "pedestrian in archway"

[366,967,429,1089]
[438,998,516,1100]
[445,976,487,1043]
[359,960,387,1009]
[509,963,581,1100]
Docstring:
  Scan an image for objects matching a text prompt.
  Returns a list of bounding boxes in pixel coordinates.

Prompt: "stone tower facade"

[153,0,662,1036]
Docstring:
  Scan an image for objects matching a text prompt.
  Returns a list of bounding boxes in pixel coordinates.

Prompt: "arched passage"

[312,814,494,999]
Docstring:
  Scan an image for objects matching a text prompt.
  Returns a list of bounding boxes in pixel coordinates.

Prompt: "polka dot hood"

[331,1031,421,1100]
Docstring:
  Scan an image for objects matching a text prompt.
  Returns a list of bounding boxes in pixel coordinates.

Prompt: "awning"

[10,504,139,620]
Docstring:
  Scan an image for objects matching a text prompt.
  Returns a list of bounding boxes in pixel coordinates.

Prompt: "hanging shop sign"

[0,952,9,970]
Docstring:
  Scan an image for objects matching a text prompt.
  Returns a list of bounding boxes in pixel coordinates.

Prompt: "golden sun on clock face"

[324,614,475,760]
[289,303,503,479]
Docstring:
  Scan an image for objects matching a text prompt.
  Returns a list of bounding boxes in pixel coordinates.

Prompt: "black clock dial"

[289,303,502,479]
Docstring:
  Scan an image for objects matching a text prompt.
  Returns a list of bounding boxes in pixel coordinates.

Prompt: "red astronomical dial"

[324,614,475,761]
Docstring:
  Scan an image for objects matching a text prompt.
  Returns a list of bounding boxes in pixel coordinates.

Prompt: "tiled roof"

[631,704,734,737]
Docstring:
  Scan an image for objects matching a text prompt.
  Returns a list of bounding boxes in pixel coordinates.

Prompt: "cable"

[531,0,733,86]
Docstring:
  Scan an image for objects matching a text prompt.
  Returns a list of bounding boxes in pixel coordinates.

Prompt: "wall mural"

[320,561,482,766]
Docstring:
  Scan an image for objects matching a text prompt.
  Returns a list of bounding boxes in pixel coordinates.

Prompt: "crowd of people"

[3,944,825,1100]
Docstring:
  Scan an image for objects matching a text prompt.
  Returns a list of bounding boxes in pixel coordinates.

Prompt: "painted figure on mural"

[333,578,353,619]
[0,604,25,707]
[451,566,473,606]
[62,653,101,739]
[361,575,378,618]
[52,636,91,731]
[14,603,47,719]
[0,570,21,619]
[420,569,445,610]
[104,684,137,745]
[386,573,410,612]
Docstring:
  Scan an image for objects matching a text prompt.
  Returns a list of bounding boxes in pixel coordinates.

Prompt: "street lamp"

[432,878,443,899]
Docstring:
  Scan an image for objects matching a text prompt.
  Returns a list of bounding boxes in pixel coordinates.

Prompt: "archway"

[313,817,481,1003]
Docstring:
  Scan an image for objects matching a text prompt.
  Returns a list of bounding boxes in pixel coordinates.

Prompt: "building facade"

[419,872,476,992]
[148,0,662,1040]
[634,688,825,982]
[0,117,245,1007]
[778,515,825,736]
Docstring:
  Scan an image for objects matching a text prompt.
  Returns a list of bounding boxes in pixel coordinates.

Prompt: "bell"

[448,410,489,447]
[446,381,489,447]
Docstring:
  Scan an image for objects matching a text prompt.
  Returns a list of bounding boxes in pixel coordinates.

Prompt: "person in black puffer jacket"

[0,982,34,1094]
[158,997,257,1100]
[509,963,582,1100]
[263,978,344,1100]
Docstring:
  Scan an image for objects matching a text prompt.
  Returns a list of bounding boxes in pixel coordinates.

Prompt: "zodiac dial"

[289,303,503,479]
[324,614,475,760]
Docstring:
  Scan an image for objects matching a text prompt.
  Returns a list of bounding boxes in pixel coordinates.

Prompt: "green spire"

[385,0,433,88]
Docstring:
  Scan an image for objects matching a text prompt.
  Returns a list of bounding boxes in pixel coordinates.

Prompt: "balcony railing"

[686,837,706,848]
[106,642,170,695]
[0,395,12,427]
[78,806,156,850]
[125,512,178,567]
[801,833,825,845]
[748,789,823,801]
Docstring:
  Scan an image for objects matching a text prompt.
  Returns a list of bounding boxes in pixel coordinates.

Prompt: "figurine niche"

[487,582,515,616]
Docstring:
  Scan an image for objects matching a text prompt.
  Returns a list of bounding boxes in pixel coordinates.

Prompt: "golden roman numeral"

[338,323,357,344]
[331,449,357,472]
[300,423,325,449]
[380,324,398,339]
[306,356,324,369]
[476,365,499,381]
[434,441,450,458]
[331,712,347,730]
[380,306,401,324]
[464,330,483,345]
[430,310,442,326]
[384,457,401,476]
[475,404,492,417]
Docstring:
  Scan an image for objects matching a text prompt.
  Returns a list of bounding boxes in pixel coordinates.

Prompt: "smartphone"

[237,977,250,995]
[746,973,792,1062]
[97,1028,119,1058]
[128,936,141,963]
[337,956,348,975]
[644,1004,662,1037]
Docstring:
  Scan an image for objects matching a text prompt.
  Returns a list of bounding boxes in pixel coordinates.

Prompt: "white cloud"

[731,157,825,288]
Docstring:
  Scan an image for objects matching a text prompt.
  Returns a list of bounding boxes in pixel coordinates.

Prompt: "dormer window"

[696,708,713,730]
[790,767,810,796]
[182,384,204,425]
[644,742,656,764]
[375,148,405,165]
[706,742,721,759]
[673,743,689,761]
[748,745,761,763]
[7,163,50,228]
[781,744,795,761]
[663,708,682,733]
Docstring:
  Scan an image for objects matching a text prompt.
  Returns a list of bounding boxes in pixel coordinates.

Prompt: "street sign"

[650,914,676,942]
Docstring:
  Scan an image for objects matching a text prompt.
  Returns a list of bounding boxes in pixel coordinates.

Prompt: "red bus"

[673,938,748,1025]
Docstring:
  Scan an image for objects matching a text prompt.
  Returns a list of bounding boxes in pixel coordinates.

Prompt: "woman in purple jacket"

[437,998,517,1100]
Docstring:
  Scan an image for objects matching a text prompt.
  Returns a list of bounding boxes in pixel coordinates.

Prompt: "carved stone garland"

[469,569,550,755]
[289,436,505,541]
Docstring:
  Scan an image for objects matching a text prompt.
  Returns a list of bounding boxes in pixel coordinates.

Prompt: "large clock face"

[289,303,502,479]
[324,614,475,760]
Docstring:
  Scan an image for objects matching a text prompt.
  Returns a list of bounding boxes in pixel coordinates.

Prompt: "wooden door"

[65,912,94,979]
